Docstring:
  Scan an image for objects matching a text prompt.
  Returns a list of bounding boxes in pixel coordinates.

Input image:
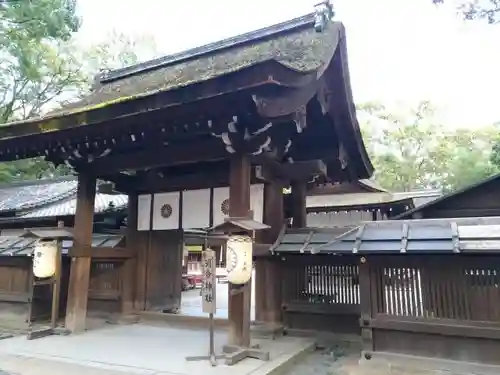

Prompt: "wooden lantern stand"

[185,236,226,366]
[24,223,73,340]
[210,217,270,366]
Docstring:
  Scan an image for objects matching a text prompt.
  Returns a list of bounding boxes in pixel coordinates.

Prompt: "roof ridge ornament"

[314,1,334,33]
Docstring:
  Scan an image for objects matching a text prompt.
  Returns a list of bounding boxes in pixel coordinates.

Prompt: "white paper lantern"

[33,239,58,278]
[226,235,253,285]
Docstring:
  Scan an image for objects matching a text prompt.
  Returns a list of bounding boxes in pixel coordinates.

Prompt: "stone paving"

[180,277,256,320]
[0,322,313,375]
[284,344,361,375]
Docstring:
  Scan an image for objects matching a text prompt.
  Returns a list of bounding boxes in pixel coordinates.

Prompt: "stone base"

[359,351,500,375]
[251,321,285,340]
[27,326,70,340]
[222,344,270,366]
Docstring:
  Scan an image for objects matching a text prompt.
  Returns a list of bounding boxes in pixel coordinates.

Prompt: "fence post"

[358,256,373,357]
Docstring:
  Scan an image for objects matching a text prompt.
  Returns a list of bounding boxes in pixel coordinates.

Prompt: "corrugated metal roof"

[273,217,500,255]
[0,233,124,256]
[19,193,128,218]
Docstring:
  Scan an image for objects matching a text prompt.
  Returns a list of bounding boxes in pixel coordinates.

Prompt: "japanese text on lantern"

[202,248,216,314]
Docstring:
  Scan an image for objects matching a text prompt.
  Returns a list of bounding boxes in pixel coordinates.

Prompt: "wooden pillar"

[359,256,374,355]
[65,172,96,333]
[291,181,307,228]
[255,181,284,324]
[228,154,252,347]
[121,193,138,314]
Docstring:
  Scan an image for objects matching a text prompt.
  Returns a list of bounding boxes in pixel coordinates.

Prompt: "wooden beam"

[71,246,133,259]
[124,169,229,193]
[112,166,266,194]
[65,172,96,333]
[0,292,30,303]
[228,154,252,347]
[254,156,327,182]
[90,140,227,175]
[291,182,307,228]
[252,243,273,257]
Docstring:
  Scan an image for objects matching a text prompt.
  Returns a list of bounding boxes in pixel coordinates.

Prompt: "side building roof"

[0,177,127,223]
[273,217,500,255]
[396,173,500,219]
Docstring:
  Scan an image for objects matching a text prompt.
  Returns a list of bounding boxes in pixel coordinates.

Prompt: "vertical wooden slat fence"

[281,254,360,334]
[362,255,500,365]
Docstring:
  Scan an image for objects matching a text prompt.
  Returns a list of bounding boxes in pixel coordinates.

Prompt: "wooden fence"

[281,254,360,334]
[361,255,500,365]
[279,253,500,365]
[0,257,124,325]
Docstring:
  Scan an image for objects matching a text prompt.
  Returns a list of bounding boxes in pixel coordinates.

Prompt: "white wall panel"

[152,192,180,230]
[182,189,211,229]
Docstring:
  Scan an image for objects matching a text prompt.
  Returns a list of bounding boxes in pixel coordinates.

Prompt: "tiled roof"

[0,233,124,256]
[0,177,127,219]
[0,177,77,213]
[19,193,128,218]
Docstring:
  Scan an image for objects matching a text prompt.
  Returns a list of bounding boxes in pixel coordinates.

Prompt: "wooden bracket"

[352,225,366,254]
[451,222,460,253]
[299,230,315,254]
[400,223,409,253]
[269,223,287,255]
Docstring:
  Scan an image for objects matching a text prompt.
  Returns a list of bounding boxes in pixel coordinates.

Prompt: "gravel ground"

[285,343,360,375]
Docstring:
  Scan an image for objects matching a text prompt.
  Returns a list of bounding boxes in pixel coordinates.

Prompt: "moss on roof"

[55,21,342,116]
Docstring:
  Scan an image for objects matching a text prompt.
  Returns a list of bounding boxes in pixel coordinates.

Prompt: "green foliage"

[359,101,499,193]
[434,0,500,23]
[0,0,80,41]
[0,1,159,183]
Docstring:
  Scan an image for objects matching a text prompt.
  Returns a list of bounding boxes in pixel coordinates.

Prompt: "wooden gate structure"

[0,8,372,352]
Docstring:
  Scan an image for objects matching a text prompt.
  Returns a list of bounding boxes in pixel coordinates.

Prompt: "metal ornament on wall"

[314,1,334,33]
[160,203,173,218]
[220,198,230,216]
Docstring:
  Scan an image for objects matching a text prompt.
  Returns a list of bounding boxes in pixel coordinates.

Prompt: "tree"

[0,0,83,182]
[433,0,500,23]
[0,1,159,182]
[0,0,80,41]
[359,101,499,192]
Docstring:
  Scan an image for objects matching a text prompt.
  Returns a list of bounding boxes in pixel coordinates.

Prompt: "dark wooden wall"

[132,228,183,313]
[0,256,125,326]
[413,177,500,218]
[145,230,183,312]
[0,257,32,325]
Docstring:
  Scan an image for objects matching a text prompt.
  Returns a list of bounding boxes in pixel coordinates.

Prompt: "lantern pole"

[50,221,64,330]
[25,225,73,340]
[185,234,225,366]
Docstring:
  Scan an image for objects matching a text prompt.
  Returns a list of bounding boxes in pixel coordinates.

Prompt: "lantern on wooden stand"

[208,217,271,366]
[226,235,253,285]
[33,239,58,278]
[21,225,74,339]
